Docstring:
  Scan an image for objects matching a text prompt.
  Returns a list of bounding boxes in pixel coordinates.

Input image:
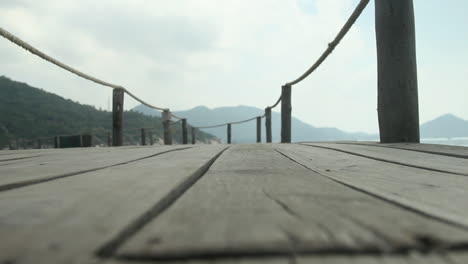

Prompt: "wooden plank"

[104,257,287,264]
[378,143,468,159]
[0,153,41,162]
[117,144,468,262]
[276,144,468,228]
[0,145,226,264]
[104,252,468,264]
[0,145,191,191]
[328,141,468,159]
[297,252,468,264]
[302,142,468,176]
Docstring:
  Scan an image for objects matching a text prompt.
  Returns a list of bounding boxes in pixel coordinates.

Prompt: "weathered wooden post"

[227,123,232,144]
[162,110,172,145]
[182,119,188,144]
[256,116,262,143]
[112,88,124,146]
[375,0,419,143]
[54,136,60,148]
[140,128,146,146]
[191,127,196,144]
[149,131,154,145]
[281,84,292,143]
[265,107,272,143]
[37,138,42,149]
[107,132,112,147]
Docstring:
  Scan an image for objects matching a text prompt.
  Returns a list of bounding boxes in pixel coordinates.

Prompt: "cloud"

[5,0,463,134]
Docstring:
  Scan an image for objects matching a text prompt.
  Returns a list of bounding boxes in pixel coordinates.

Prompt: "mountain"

[133,104,375,143]
[0,76,217,149]
[421,114,468,138]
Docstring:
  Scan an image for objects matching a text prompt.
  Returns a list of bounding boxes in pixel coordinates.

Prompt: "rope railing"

[269,95,282,109]
[286,0,370,86]
[1,0,395,147]
[171,113,184,120]
[196,115,261,129]
[0,26,170,112]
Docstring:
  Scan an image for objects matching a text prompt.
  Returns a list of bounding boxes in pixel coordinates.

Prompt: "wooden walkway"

[1,142,468,263]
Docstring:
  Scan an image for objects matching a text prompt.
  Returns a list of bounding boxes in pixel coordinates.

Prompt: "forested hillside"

[0,76,217,149]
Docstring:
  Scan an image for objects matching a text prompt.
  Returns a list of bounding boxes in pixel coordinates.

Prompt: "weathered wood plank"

[377,143,468,159]
[276,144,468,228]
[117,144,468,261]
[324,141,468,159]
[297,252,468,264]
[0,145,226,264]
[0,145,191,191]
[302,142,468,176]
[104,252,468,264]
[0,153,41,162]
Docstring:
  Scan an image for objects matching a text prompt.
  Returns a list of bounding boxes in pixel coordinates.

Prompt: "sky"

[0,0,467,134]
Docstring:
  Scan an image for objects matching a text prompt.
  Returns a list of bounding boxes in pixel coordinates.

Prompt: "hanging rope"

[286,0,370,86]
[196,116,262,129]
[269,95,282,109]
[0,26,171,113]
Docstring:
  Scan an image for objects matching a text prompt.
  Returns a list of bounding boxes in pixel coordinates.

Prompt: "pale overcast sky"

[1,0,467,133]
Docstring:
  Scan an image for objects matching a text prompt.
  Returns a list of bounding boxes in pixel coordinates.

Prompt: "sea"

[420,137,468,147]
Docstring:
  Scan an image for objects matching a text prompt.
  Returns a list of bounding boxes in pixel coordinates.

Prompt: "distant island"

[420,113,468,138]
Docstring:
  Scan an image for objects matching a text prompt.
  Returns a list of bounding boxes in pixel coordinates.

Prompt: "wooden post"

[182,119,188,144]
[227,123,232,144]
[265,107,272,143]
[112,88,124,146]
[162,110,172,145]
[149,131,154,145]
[256,116,262,143]
[281,84,292,143]
[140,128,146,146]
[54,136,60,148]
[107,132,112,147]
[191,127,196,144]
[375,0,419,143]
[37,138,42,149]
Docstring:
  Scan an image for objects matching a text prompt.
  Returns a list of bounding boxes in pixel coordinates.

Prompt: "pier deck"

[1,142,467,263]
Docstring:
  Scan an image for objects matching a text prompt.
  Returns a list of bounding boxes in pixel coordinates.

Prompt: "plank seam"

[96,146,230,258]
[113,243,468,262]
[0,147,193,192]
[0,155,42,162]
[300,144,468,177]
[274,148,468,231]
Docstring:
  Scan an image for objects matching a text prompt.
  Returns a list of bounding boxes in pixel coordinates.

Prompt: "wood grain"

[0,145,190,191]
[301,142,468,176]
[117,144,468,261]
[0,145,226,264]
[277,144,468,228]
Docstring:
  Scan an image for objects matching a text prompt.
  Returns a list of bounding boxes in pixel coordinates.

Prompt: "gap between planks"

[0,145,227,264]
[96,146,230,258]
[0,146,193,192]
[300,143,468,177]
[114,144,468,262]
